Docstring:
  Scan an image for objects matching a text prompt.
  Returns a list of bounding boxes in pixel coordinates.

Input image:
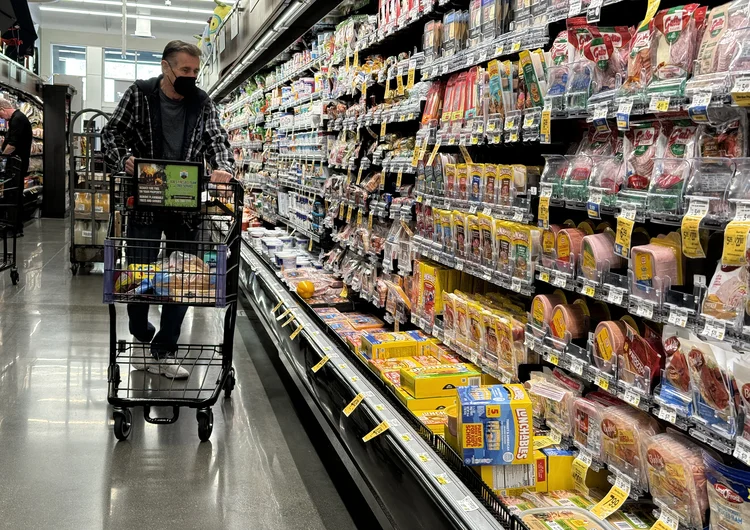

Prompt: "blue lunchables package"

[456,384,534,466]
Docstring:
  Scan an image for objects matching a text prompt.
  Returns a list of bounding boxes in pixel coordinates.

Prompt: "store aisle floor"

[0,219,357,530]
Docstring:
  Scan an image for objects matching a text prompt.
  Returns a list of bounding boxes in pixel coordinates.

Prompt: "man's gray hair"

[0,97,15,110]
[162,40,201,65]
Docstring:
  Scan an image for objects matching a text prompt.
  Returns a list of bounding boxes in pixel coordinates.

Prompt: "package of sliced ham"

[581,232,624,279]
[600,405,661,488]
[698,113,746,158]
[650,119,697,195]
[572,397,610,458]
[651,4,701,81]
[660,329,696,413]
[622,24,653,92]
[583,28,631,94]
[624,121,668,191]
[702,263,748,323]
[703,450,750,530]
[645,432,709,528]
[695,1,732,75]
[686,341,737,435]
[714,0,750,73]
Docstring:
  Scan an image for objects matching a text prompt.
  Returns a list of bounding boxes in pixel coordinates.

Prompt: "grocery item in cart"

[703,450,750,530]
[645,432,709,528]
[651,4,702,81]
[600,405,661,487]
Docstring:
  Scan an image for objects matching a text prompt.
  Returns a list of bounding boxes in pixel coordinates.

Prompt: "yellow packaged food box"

[360,331,418,359]
[392,385,457,411]
[415,410,449,436]
[457,384,534,465]
[369,357,424,386]
[399,363,482,398]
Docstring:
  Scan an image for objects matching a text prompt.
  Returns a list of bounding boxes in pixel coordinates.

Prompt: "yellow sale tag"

[340,284,348,298]
[418,137,428,160]
[655,98,670,112]
[722,221,750,266]
[308,238,313,252]
[407,67,415,89]
[357,209,363,225]
[385,77,393,99]
[459,145,473,164]
[343,393,364,417]
[396,168,403,187]
[427,141,441,165]
[275,308,291,321]
[346,205,353,223]
[538,196,550,229]
[639,0,661,29]
[339,202,345,219]
[346,170,352,186]
[533,436,555,450]
[595,375,610,390]
[380,121,387,139]
[290,324,304,340]
[311,355,330,373]
[353,50,359,68]
[540,108,551,143]
[397,74,405,95]
[361,81,367,100]
[571,454,591,495]
[281,314,295,327]
[357,166,364,184]
[649,507,680,530]
[614,216,635,258]
[362,420,390,442]
[368,211,374,230]
[271,300,283,314]
[411,143,421,166]
[590,478,630,519]
[681,216,706,259]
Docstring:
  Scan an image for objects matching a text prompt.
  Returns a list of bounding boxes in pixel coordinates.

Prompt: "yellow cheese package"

[456,384,534,465]
[400,363,482,398]
[393,384,457,411]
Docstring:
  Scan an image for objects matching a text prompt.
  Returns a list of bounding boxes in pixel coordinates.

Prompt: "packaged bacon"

[600,405,661,488]
[651,4,701,81]
[623,120,668,192]
[686,341,737,436]
[645,432,709,528]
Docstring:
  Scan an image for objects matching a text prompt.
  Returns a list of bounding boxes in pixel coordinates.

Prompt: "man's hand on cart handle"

[210,170,233,184]
[125,156,135,176]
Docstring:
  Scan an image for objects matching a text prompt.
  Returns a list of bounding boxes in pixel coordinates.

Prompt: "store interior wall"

[39,28,172,114]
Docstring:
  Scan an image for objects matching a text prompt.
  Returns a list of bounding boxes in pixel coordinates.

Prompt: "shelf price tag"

[396,74,405,96]
[731,76,750,107]
[311,355,330,373]
[361,81,367,100]
[538,183,552,229]
[343,393,365,417]
[614,203,637,258]
[657,405,677,424]
[569,358,584,376]
[533,435,555,450]
[290,323,305,340]
[396,168,404,187]
[688,92,711,123]
[590,476,631,519]
[540,106,551,144]
[623,387,641,407]
[587,189,603,219]
[721,207,750,266]
[701,318,726,341]
[681,198,709,258]
[346,205,353,223]
[357,209,363,225]
[270,300,284,314]
[649,95,671,113]
[582,281,596,298]
[411,142,422,167]
[356,166,364,185]
[732,439,750,466]
[368,211,374,230]
[650,507,680,530]
[616,100,633,131]
[595,375,610,391]
[572,452,592,494]
[407,58,417,89]
[667,306,689,328]
[362,420,390,442]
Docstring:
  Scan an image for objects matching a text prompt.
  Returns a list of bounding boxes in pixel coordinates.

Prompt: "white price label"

[733,440,750,466]
[455,261,464,271]
[482,207,492,216]
[657,405,677,424]
[570,358,584,376]
[512,210,524,222]
[469,205,478,214]
[623,387,641,407]
[540,183,553,198]
[635,300,654,320]
[616,100,633,131]
[649,95,671,112]
[654,507,680,530]
[593,104,608,121]
[549,429,562,444]
[686,197,710,217]
[735,202,750,221]
[568,0,582,15]
[702,319,726,340]
[588,189,603,206]
[511,277,522,292]
[667,307,689,327]
[620,202,637,221]
[552,272,567,288]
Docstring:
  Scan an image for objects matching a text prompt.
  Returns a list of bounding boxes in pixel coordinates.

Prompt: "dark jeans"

[126,218,198,358]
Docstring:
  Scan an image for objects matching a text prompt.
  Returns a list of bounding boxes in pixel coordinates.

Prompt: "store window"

[52,44,87,76]
[104,49,164,103]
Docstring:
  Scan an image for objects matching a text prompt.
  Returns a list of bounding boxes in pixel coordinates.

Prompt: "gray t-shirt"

[159,88,186,160]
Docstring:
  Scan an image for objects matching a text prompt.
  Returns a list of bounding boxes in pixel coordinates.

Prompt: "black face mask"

[169,66,197,97]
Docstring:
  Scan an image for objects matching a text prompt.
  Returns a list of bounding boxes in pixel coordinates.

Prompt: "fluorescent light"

[256,30,276,49]
[39,6,207,24]
[61,0,215,15]
[273,1,302,31]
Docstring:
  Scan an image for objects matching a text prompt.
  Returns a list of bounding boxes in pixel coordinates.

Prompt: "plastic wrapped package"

[703,450,750,530]
[645,432,709,528]
[555,228,585,268]
[715,1,750,73]
[686,342,737,435]
[649,120,698,215]
[521,508,613,530]
[572,397,610,457]
[600,405,661,487]
[581,232,624,280]
[727,26,750,71]
[702,263,748,323]
[593,320,626,376]
[621,24,653,94]
[623,121,668,192]
[527,371,583,437]
[549,301,589,340]
[620,323,663,393]
[530,293,566,328]
[698,113,746,158]
[651,4,702,82]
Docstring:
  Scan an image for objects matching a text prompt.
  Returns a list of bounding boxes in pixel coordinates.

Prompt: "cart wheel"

[224,368,236,399]
[197,408,213,442]
[10,269,19,285]
[71,263,79,276]
[113,408,132,441]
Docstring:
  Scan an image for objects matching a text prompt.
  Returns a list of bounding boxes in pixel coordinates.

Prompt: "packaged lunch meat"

[650,120,697,206]
[521,507,615,530]
[695,2,732,75]
[620,323,663,392]
[624,121,667,191]
[600,405,661,487]
[593,320,626,376]
[622,24,653,92]
[660,331,695,412]
[645,432,709,528]
[715,1,750,72]
[702,263,748,323]
[703,450,750,530]
[734,360,750,441]
[651,4,701,81]
[686,342,737,434]
[572,397,609,457]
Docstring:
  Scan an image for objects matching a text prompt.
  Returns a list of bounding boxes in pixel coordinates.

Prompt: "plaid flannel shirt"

[102,76,234,175]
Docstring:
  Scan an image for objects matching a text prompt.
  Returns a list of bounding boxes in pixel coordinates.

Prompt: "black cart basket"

[104,171,243,441]
[0,155,24,286]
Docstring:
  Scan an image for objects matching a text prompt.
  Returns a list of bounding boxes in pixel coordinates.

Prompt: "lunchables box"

[393,385,458,411]
[416,410,449,436]
[400,363,482,398]
[457,384,534,466]
[360,331,419,359]
[477,449,544,496]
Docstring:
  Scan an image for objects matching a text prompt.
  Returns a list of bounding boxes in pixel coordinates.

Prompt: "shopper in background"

[0,97,31,236]
[102,40,235,379]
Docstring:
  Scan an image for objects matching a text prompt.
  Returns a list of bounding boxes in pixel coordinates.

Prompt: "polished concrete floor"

[0,219,357,530]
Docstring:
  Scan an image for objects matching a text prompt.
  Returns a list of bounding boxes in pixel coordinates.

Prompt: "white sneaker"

[147,357,190,379]
[131,344,151,371]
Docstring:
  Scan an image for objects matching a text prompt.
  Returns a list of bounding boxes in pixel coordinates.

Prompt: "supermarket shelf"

[278,90,325,112]
[284,217,322,243]
[223,89,264,114]
[277,178,325,197]
[265,55,330,92]
[239,242,511,530]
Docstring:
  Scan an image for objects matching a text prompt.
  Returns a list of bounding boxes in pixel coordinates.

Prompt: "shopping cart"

[0,155,24,285]
[104,168,243,441]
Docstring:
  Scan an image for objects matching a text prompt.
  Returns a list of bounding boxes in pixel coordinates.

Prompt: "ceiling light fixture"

[39,5,207,24]
[273,1,302,31]
[61,0,215,14]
